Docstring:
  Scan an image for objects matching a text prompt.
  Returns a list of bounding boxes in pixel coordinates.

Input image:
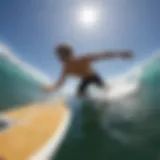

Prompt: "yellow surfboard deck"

[0,100,71,160]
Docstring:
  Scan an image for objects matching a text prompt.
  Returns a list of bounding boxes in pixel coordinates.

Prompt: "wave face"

[54,53,160,160]
[0,44,49,110]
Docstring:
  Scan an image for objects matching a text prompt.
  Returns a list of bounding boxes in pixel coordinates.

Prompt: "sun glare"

[78,6,99,27]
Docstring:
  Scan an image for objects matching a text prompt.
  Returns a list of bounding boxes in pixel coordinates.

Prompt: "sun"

[78,6,99,27]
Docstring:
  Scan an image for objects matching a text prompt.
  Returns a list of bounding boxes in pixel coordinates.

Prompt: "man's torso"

[65,58,94,77]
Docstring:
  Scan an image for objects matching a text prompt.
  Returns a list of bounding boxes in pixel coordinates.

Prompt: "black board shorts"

[77,73,105,97]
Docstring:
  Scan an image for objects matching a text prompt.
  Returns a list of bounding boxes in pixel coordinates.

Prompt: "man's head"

[55,43,74,62]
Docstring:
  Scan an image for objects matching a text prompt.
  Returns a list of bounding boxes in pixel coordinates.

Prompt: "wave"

[103,51,160,145]
[0,43,50,110]
[54,51,160,160]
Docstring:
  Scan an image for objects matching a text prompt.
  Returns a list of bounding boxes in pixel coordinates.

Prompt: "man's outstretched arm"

[81,50,133,63]
[43,69,66,93]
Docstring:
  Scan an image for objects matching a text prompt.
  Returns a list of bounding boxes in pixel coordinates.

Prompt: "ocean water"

[53,54,160,160]
[1,46,160,160]
[0,48,49,111]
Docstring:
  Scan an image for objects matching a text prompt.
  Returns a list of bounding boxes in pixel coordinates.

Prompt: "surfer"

[43,43,133,97]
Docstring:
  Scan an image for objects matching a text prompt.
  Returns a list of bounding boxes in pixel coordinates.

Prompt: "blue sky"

[0,0,160,82]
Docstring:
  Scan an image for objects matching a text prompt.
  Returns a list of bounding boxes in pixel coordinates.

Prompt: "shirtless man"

[43,43,133,97]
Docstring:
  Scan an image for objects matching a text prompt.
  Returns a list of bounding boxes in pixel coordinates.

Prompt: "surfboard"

[0,100,71,160]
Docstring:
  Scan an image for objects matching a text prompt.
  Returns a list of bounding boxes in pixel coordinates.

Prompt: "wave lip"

[0,43,50,109]
[0,43,50,84]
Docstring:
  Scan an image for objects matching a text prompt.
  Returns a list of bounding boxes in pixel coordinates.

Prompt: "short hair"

[55,43,73,57]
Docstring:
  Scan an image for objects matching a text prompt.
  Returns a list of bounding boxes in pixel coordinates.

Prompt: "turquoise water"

[54,55,160,160]
[0,55,48,110]
[0,51,160,159]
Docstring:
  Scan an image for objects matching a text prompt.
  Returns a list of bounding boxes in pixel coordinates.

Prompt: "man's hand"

[119,50,134,59]
[42,85,55,93]
[42,69,66,93]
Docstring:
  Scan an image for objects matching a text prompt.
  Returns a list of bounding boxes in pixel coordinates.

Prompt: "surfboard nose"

[0,101,71,160]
